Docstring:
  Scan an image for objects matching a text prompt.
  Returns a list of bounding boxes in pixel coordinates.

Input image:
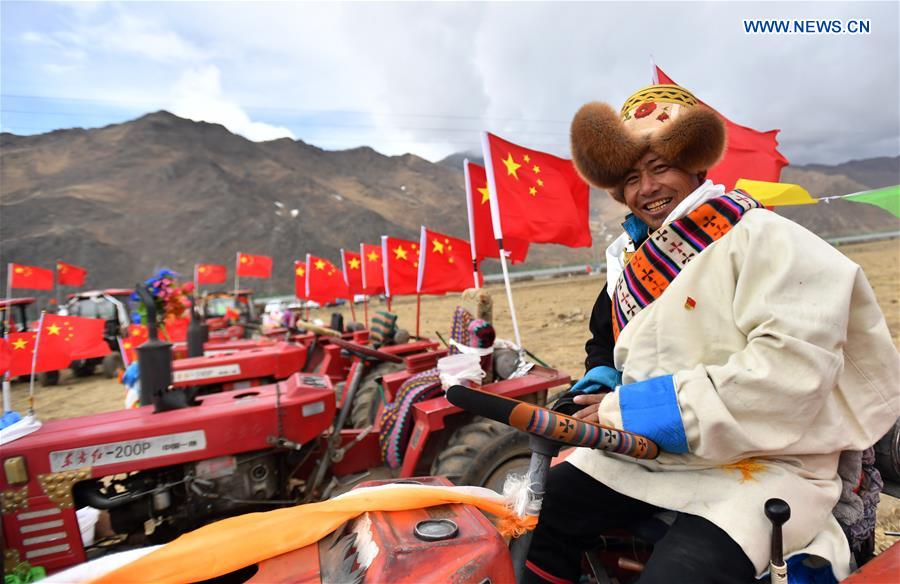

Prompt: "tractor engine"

[73,451,282,541]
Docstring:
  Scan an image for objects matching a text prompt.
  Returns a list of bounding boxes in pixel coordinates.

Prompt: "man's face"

[621,151,702,232]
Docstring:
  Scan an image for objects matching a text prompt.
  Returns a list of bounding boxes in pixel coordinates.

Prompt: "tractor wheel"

[349,361,405,429]
[71,360,96,377]
[874,419,900,483]
[431,418,532,491]
[101,353,122,379]
[40,370,60,387]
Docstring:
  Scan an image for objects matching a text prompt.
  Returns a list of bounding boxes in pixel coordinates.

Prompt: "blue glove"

[570,366,622,395]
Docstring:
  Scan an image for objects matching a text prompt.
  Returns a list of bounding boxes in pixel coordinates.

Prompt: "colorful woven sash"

[611,191,763,339]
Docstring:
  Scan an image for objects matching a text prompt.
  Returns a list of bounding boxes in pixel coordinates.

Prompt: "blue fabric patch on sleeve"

[619,375,689,454]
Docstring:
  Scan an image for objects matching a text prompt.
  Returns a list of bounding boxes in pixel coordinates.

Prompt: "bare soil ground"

[8,239,899,555]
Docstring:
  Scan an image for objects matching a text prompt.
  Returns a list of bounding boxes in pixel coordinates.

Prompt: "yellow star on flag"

[367,251,379,262]
[502,153,521,179]
[348,257,361,270]
[529,186,537,197]
[523,154,531,163]
[532,165,541,174]
[478,185,490,205]
[295,266,305,277]
[537,178,544,187]
[432,239,445,254]
[314,259,326,270]
[14,267,24,274]
[393,246,408,261]
[47,323,61,335]
[12,338,28,350]
[240,256,249,264]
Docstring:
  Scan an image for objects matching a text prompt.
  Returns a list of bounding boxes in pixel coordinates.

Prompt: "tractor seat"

[625,511,676,543]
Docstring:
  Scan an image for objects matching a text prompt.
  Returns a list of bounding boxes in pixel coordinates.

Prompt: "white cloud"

[169,65,295,142]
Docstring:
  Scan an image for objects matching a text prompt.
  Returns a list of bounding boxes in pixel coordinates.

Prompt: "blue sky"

[2,1,898,164]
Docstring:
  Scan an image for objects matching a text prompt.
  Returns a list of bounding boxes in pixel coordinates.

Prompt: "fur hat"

[570,85,726,202]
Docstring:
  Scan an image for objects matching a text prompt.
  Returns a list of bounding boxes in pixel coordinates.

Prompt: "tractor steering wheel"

[329,337,403,364]
[446,385,658,460]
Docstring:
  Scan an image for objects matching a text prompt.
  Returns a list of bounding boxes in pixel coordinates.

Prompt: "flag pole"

[364,297,369,327]
[463,159,481,289]
[234,253,240,296]
[415,226,426,339]
[481,132,523,349]
[55,263,61,310]
[194,264,199,296]
[340,249,357,323]
[28,311,47,415]
[381,236,393,313]
[3,264,12,414]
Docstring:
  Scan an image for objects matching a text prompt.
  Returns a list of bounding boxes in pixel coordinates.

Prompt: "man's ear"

[697,170,707,185]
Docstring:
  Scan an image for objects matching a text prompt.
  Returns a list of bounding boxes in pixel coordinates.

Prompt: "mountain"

[1,112,897,295]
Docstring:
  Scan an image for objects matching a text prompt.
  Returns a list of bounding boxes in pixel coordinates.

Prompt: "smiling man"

[521,85,900,583]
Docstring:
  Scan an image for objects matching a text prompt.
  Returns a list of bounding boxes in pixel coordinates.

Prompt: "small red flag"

[341,249,364,294]
[360,243,385,295]
[306,255,350,305]
[294,260,307,299]
[196,264,227,285]
[7,316,73,377]
[122,324,149,365]
[418,227,482,295]
[382,236,420,297]
[654,66,788,190]
[9,263,54,290]
[57,314,111,360]
[162,317,189,343]
[465,161,529,263]
[482,133,592,248]
[235,253,272,278]
[56,262,87,287]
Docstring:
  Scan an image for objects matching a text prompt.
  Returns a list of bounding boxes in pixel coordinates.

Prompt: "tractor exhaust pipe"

[135,284,173,410]
[187,295,207,358]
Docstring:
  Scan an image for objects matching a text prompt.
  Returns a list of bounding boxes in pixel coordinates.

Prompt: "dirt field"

[7,239,899,555]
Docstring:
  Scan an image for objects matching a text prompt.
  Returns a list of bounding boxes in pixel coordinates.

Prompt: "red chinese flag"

[654,66,788,190]
[0,339,12,376]
[162,317,189,343]
[7,321,72,377]
[294,260,307,299]
[53,314,110,360]
[56,262,87,287]
[418,227,482,295]
[360,243,385,295]
[341,249,364,294]
[382,236,420,297]
[482,133,592,248]
[306,255,350,304]
[235,253,272,278]
[196,264,227,285]
[9,263,54,290]
[122,325,149,365]
[465,161,529,263]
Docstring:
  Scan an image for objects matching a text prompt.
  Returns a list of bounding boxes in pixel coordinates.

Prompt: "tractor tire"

[431,418,532,491]
[874,419,900,483]
[101,353,122,379]
[40,370,60,387]
[349,361,405,429]
[71,360,96,377]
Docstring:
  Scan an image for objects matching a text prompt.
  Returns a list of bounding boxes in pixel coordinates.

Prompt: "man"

[524,85,900,583]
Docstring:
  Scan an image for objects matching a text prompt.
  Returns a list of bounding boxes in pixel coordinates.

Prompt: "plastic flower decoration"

[131,269,191,331]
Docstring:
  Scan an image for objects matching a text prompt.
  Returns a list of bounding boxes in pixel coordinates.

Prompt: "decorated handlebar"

[446,385,659,460]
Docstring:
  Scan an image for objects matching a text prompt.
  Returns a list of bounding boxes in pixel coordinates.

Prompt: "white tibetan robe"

[567,208,900,579]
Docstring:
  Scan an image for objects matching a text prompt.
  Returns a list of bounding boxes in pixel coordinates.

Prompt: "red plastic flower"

[634,102,657,119]
[657,112,670,122]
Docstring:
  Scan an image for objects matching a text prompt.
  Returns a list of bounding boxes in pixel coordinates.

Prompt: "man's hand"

[571,393,607,424]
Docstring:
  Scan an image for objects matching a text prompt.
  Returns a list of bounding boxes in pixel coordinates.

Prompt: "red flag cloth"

[341,250,364,294]
[162,317,189,343]
[306,255,350,304]
[382,237,420,297]
[196,264,227,285]
[0,339,11,376]
[294,260,307,299]
[7,317,73,377]
[655,66,788,190]
[418,228,482,295]
[360,243,385,295]
[235,253,272,278]
[482,133,592,248]
[122,325,149,365]
[9,264,54,290]
[56,314,110,360]
[56,262,87,287]
[465,161,530,263]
